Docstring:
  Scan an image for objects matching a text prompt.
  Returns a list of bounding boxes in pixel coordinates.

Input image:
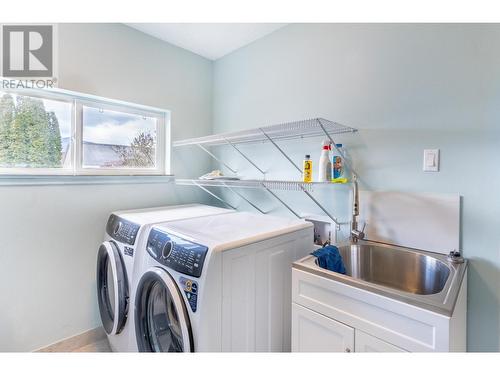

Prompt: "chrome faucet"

[351,175,365,242]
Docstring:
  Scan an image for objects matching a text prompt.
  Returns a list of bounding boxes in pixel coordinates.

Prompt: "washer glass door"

[135,269,192,352]
[96,241,128,335]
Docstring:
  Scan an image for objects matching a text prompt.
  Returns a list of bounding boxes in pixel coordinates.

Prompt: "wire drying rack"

[176,179,328,191]
[173,118,356,147]
[174,118,358,227]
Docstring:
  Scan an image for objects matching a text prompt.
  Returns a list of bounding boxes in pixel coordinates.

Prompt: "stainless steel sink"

[294,240,468,316]
[318,243,451,295]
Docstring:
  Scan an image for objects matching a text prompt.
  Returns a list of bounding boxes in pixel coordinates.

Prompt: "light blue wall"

[0,24,213,351]
[213,24,500,351]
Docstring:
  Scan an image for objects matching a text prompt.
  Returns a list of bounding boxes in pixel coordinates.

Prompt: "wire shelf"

[174,117,357,228]
[176,178,350,192]
[173,118,357,147]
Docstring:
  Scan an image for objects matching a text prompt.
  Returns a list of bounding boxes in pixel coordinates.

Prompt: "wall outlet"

[423,149,440,172]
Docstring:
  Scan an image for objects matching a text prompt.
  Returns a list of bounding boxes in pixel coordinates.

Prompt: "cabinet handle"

[345,348,351,353]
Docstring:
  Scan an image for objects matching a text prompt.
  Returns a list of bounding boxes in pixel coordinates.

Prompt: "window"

[82,106,157,170]
[0,86,170,176]
[0,93,72,169]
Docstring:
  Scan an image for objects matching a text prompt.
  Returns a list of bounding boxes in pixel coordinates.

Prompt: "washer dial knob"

[161,241,174,259]
[114,221,122,235]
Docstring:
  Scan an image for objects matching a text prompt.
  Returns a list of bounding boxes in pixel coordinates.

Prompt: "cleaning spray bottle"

[318,139,332,182]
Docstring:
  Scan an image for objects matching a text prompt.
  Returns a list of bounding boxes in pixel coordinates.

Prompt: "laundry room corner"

[0,23,215,352]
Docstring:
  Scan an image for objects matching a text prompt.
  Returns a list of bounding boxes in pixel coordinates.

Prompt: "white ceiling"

[126,23,286,60]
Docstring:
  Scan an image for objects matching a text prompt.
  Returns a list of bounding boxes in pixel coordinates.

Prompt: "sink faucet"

[351,175,365,243]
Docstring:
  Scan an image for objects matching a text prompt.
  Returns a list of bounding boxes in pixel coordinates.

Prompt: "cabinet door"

[355,330,406,352]
[222,237,300,352]
[292,303,354,352]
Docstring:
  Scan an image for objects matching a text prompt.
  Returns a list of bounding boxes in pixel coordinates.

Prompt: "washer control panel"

[106,214,140,245]
[147,229,208,278]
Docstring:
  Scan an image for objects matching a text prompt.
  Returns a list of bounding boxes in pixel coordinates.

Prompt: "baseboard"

[36,326,106,352]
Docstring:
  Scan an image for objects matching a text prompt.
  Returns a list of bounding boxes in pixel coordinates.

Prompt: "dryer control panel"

[106,214,140,245]
[147,229,208,278]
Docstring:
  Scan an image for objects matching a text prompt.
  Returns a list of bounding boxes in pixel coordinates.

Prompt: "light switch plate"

[423,149,439,172]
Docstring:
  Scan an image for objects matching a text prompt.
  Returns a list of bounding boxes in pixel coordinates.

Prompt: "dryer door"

[135,268,193,352]
[96,241,129,335]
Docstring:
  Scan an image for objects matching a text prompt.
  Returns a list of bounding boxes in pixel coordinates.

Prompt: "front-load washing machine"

[132,212,313,352]
[96,204,232,352]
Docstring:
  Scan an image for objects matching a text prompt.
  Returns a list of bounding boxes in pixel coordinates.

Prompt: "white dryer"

[96,204,232,352]
[132,212,313,352]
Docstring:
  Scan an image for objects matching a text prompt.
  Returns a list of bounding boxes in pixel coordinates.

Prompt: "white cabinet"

[292,303,405,352]
[292,268,468,352]
[355,330,406,352]
[292,303,354,352]
[221,230,312,352]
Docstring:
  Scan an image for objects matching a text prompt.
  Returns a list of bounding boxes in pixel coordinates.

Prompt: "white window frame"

[0,85,171,176]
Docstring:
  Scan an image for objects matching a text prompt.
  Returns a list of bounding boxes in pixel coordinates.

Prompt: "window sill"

[0,175,175,186]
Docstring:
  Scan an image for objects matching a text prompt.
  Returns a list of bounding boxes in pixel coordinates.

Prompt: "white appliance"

[96,204,232,352]
[132,212,313,352]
